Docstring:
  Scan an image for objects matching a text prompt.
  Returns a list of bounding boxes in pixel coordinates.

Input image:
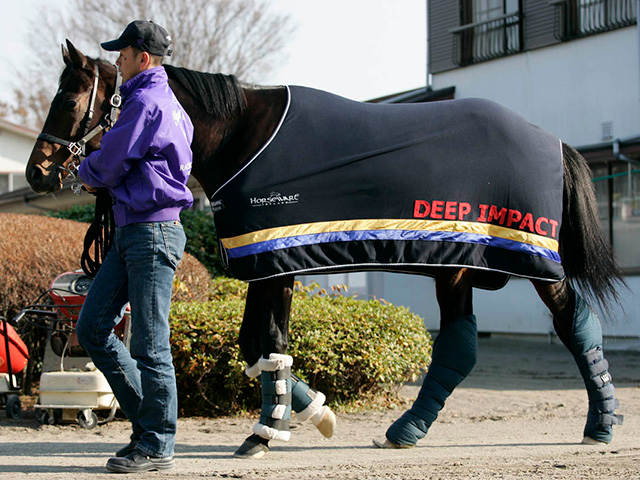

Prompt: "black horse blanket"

[212,86,564,289]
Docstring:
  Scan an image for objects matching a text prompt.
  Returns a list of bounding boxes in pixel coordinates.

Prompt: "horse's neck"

[174,83,288,199]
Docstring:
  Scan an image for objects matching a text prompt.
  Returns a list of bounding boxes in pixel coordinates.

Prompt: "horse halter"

[37,63,123,193]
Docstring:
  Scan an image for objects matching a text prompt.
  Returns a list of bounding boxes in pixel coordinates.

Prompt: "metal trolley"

[15,271,130,429]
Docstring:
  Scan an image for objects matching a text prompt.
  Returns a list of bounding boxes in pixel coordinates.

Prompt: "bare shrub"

[0,213,211,393]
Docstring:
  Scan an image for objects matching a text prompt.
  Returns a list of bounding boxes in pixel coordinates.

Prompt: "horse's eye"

[64,100,77,111]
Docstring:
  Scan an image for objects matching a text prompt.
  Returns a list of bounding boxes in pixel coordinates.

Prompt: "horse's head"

[26,40,119,194]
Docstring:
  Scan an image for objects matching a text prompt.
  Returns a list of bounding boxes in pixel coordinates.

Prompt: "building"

[4,3,638,341]
[310,0,638,340]
[304,1,639,342]
[428,0,640,340]
[0,119,37,195]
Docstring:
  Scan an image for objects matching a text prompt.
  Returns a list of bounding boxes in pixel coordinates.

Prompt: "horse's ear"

[62,43,71,66]
[65,39,87,69]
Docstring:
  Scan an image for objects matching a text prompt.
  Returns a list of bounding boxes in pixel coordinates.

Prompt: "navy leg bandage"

[252,354,293,441]
[245,363,327,420]
[291,375,327,422]
[386,314,478,446]
[569,296,622,443]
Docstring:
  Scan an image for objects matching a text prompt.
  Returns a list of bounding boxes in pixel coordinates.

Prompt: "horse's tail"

[560,142,625,313]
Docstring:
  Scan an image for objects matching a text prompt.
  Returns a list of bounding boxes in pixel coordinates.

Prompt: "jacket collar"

[120,66,167,98]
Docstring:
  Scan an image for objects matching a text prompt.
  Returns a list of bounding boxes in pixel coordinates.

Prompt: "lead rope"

[77,68,122,277]
[80,188,115,277]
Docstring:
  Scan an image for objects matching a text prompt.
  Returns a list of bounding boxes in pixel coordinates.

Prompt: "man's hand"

[82,181,97,193]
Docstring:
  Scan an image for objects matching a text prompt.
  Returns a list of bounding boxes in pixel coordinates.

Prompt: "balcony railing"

[552,0,637,41]
[450,12,523,66]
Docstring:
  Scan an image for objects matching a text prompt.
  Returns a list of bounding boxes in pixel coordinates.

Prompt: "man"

[75,20,193,474]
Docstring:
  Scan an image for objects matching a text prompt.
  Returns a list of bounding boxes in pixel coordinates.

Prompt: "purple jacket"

[78,67,194,227]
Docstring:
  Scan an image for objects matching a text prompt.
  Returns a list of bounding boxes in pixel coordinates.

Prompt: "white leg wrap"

[275,379,288,395]
[258,353,293,372]
[252,422,291,442]
[245,361,261,378]
[272,404,288,420]
[295,392,326,423]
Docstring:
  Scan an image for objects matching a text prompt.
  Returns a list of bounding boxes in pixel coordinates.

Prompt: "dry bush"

[0,213,211,393]
[173,254,211,303]
[0,213,210,319]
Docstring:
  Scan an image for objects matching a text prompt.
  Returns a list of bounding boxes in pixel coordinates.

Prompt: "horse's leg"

[238,281,264,373]
[235,277,335,459]
[234,277,293,458]
[532,279,622,444]
[244,279,335,434]
[377,268,478,448]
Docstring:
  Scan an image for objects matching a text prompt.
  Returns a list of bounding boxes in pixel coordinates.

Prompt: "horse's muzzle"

[26,142,68,194]
[26,162,63,194]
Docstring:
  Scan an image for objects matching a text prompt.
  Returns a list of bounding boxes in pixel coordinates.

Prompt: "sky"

[0,0,427,104]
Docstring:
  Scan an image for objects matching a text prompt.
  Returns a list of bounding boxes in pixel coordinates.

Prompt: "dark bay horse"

[27,41,624,455]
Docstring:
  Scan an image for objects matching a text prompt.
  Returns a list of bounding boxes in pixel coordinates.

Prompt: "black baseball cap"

[101,20,172,56]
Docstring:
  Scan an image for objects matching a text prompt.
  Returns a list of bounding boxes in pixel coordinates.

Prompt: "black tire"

[77,410,98,429]
[6,395,21,419]
[35,409,50,425]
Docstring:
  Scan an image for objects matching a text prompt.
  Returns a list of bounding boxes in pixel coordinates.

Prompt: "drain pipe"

[613,138,640,167]
[425,1,432,91]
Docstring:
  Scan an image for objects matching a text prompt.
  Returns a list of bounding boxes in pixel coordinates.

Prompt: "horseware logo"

[250,191,300,207]
[172,108,184,126]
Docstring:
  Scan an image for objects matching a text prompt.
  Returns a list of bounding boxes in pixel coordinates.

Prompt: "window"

[11,173,29,191]
[553,0,637,41]
[452,0,522,66]
[0,173,28,194]
[592,163,640,271]
[611,163,640,269]
[592,164,611,240]
[472,0,519,22]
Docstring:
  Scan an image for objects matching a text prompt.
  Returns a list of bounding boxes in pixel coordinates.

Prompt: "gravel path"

[1,336,639,479]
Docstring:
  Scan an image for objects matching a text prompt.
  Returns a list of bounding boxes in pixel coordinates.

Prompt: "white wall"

[431,27,640,147]
[0,124,37,194]
[0,125,37,164]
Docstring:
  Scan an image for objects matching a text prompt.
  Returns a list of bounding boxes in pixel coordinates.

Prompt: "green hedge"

[179,209,225,277]
[45,203,97,223]
[170,280,432,416]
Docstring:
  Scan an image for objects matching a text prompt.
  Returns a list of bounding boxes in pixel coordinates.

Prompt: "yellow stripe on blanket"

[221,219,559,252]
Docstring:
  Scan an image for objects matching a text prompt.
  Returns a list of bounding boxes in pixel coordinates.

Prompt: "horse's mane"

[163,64,247,118]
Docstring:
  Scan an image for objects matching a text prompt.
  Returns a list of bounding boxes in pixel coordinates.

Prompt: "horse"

[27,41,624,457]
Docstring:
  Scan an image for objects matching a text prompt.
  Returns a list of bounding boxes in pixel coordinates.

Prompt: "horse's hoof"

[581,436,609,445]
[582,421,615,445]
[234,434,270,459]
[372,438,414,449]
[312,406,336,438]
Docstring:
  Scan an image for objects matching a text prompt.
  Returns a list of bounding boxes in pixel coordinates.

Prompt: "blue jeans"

[76,221,186,458]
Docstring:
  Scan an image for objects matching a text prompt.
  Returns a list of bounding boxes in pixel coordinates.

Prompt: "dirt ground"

[1,335,639,479]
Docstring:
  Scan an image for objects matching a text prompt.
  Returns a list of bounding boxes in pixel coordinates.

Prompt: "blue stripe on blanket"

[226,229,561,263]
